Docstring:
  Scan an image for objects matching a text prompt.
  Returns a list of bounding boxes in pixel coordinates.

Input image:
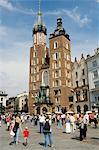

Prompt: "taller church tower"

[29,1,50,114]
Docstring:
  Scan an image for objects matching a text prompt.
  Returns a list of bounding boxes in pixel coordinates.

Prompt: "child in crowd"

[23,127,29,146]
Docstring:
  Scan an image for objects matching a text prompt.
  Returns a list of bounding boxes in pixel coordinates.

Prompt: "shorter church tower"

[49,17,72,113]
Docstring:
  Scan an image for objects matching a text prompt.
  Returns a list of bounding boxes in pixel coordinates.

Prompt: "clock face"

[37,33,46,44]
[39,33,42,43]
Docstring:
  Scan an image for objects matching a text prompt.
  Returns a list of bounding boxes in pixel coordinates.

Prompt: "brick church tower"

[49,17,72,113]
[29,2,73,115]
[29,4,51,114]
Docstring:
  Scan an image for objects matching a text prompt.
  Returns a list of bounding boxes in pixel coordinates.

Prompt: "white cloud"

[96,0,99,3]
[0,0,16,11]
[0,0,36,15]
[44,7,90,27]
[0,62,29,96]
[0,25,31,96]
[63,7,90,27]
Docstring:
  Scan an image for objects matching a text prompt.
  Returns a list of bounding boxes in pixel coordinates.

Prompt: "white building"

[86,48,99,112]
[72,54,89,113]
[0,91,8,113]
[0,91,8,107]
[16,92,28,112]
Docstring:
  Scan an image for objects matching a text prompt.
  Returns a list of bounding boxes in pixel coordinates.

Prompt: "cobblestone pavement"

[0,122,99,150]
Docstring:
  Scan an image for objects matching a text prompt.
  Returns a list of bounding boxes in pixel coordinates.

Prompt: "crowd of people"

[0,111,98,147]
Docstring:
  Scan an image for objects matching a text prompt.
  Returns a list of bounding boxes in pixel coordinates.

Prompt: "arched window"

[84,105,88,113]
[54,41,58,49]
[77,105,81,113]
[42,107,48,113]
[43,71,49,86]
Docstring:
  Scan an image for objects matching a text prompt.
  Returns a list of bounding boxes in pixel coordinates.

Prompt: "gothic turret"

[49,17,70,40]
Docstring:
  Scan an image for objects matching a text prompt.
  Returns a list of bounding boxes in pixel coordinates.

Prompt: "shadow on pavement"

[39,142,45,146]
[71,137,80,141]
[90,137,99,140]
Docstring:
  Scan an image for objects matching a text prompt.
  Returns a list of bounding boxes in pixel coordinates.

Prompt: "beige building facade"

[72,54,89,113]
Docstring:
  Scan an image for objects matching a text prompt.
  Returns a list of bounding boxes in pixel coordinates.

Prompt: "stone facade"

[16,92,28,112]
[72,54,89,113]
[86,48,99,112]
[0,91,8,113]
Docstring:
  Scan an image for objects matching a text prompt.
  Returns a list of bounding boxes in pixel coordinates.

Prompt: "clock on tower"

[37,32,46,45]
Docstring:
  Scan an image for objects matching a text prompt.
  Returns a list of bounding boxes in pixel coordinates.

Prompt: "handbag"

[10,130,15,137]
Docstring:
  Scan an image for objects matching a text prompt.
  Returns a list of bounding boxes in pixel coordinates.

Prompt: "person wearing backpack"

[43,116,53,147]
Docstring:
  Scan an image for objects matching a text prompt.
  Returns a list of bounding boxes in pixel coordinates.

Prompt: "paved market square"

[0,122,99,150]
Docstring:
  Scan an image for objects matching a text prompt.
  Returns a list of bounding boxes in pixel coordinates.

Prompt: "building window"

[56,52,59,59]
[94,81,99,88]
[93,70,98,78]
[76,91,80,102]
[53,52,59,60]
[92,60,97,67]
[55,61,58,69]
[54,90,58,95]
[66,43,69,49]
[1,98,3,101]
[55,70,59,78]
[43,71,49,86]
[82,69,85,75]
[76,81,78,87]
[33,51,36,57]
[76,72,78,78]
[83,79,86,86]
[56,80,59,87]
[54,41,58,49]
[59,89,61,95]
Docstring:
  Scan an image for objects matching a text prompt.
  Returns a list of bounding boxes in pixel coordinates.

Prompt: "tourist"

[43,116,53,147]
[0,114,2,127]
[23,126,29,146]
[39,114,45,133]
[65,114,71,133]
[70,114,75,133]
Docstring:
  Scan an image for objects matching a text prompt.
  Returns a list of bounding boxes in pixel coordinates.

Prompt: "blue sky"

[0,0,99,97]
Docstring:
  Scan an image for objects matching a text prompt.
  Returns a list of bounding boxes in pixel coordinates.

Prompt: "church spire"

[33,0,47,35]
[37,0,42,25]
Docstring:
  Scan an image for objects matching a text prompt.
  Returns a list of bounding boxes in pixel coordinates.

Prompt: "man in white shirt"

[39,114,45,133]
